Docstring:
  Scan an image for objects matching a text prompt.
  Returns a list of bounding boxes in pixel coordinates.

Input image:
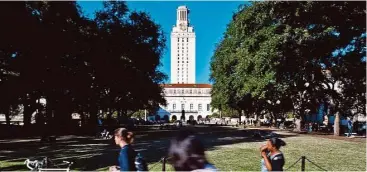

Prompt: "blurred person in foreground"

[168,128,217,171]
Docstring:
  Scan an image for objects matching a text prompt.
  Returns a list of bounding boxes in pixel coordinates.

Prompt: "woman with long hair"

[109,128,137,171]
[260,137,286,172]
[168,129,217,171]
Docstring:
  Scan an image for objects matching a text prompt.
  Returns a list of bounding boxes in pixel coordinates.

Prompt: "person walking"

[109,128,137,171]
[168,129,217,171]
[260,137,286,172]
[347,117,353,137]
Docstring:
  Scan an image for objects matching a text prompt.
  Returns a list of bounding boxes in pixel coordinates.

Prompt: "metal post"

[162,157,166,171]
[301,156,306,171]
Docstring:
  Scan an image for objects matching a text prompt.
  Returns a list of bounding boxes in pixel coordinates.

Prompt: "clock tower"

[171,6,196,84]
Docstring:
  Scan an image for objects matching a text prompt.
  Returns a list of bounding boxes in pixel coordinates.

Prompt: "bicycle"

[24,157,74,172]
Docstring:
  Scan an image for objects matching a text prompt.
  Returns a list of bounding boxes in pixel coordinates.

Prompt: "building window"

[178,46,179,49]
[181,104,185,110]
[198,104,202,111]
[183,39,185,42]
[187,61,189,63]
[173,90,176,94]
[190,90,192,94]
[173,104,176,109]
[181,89,184,94]
[187,38,189,42]
[178,38,179,42]
[178,61,180,63]
[178,68,179,70]
[190,104,193,110]
[183,47,184,49]
[207,104,210,111]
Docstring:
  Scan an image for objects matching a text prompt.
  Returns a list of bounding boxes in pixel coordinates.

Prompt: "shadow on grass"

[0,126,298,170]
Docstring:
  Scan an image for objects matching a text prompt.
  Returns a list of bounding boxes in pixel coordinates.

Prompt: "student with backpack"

[260,137,286,172]
[109,128,147,172]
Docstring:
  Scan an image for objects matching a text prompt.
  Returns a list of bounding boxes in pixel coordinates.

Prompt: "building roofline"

[161,83,212,88]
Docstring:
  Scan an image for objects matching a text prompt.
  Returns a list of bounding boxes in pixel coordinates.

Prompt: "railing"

[148,157,170,171]
[153,156,328,171]
[285,156,328,171]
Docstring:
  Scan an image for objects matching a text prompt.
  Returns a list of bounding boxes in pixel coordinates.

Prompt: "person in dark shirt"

[347,117,353,137]
[109,128,137,172]
[168,128,217,171]
[260,137,286,171]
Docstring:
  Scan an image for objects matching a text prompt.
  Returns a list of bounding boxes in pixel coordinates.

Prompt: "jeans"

[347,127,353,137]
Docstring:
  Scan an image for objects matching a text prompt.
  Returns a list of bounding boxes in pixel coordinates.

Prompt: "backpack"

[135,152,148,171]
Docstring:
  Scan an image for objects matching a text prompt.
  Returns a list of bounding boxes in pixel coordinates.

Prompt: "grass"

[146,135,366,171]
[0,128,365,171]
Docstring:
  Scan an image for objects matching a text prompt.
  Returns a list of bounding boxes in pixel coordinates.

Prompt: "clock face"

[179,23,186,31]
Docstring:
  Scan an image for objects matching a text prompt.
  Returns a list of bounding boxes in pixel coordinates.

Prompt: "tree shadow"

[0,126,299,170]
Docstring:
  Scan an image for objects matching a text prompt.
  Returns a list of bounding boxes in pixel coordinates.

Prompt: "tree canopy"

[210,1,366,135]
[0,1,167,131]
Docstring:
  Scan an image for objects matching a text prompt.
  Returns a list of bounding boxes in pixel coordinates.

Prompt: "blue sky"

[78,1,247,84]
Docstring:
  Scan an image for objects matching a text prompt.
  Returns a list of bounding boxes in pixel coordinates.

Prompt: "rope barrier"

[148,157,165,170]
[305,157,328,171]
[284,157,302,171]
[148,156,172,171]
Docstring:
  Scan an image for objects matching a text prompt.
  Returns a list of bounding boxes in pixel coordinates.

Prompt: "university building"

[154,6,216,122]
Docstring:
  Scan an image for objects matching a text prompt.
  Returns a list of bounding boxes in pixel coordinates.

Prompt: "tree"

[131,110,145,119]
[271,1,366,135]
[0,1,167,135]
[211,1,366,135]
[210,2,282,125]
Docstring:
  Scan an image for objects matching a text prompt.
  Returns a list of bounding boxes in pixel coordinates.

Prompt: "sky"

[78,1,247,84]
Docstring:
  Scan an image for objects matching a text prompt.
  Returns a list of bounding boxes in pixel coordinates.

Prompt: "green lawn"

[146,134,366,171]
[0,128,365,171]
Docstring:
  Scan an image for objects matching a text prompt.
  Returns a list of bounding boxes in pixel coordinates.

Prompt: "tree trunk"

[44,99,53,137]
[89,106,98,127]
[238,110,242,125]
[23,104,33,127]
[5,108,11,126]
[80,111,85,127]
[334,111,340,136]
[107,108,112,120]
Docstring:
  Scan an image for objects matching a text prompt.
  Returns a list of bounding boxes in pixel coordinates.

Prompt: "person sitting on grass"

[168,129,217,171]
[260,137,286,172]
[109,128,136,172]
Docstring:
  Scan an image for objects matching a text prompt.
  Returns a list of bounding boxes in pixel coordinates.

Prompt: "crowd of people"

[109,127,287,172]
